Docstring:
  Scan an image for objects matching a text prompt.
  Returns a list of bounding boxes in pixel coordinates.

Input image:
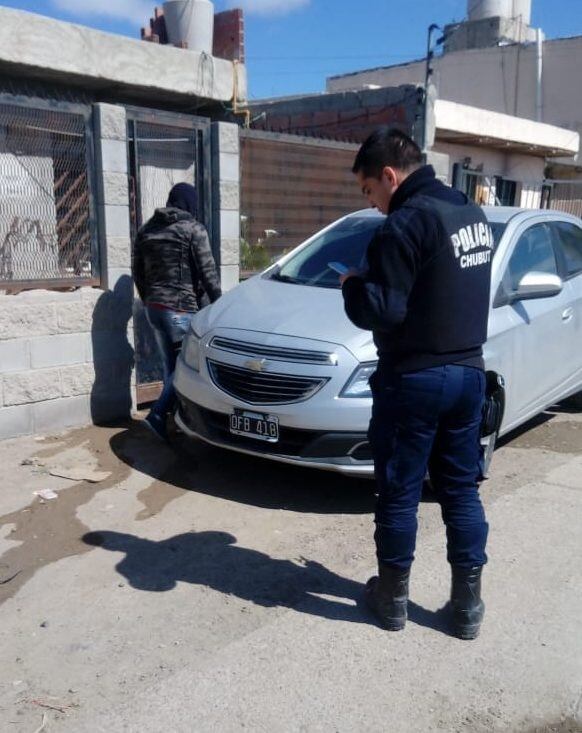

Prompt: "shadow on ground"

[82,528,455,634]
[497,411,555,448]
[100,419,458,634]
[109,418,377,515]
[84,528,368,624]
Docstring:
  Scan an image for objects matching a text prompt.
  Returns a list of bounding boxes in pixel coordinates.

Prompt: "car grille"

[207,359,329,405]
[210,336,337,365]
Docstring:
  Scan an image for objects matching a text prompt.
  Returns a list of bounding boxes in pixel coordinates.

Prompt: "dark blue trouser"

[145,306,192,419]
[368,363,488,569]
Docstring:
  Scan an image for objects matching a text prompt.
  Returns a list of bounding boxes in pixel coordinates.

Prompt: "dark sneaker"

[143,412,168,442]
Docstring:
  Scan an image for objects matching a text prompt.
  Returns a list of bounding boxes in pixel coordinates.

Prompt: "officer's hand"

[339,269,361,285]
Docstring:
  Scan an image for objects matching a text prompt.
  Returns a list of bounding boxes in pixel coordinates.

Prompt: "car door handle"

[561,307,574,322]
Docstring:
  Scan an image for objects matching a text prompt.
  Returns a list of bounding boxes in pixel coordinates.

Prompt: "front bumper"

[175,392,374,477]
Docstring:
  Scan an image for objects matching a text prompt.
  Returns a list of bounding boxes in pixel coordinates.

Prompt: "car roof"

[346,209,384,220]
[347,206,581,226]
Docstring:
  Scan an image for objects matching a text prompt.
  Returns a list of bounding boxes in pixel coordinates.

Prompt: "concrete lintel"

[0,7,246,105]
[435,100,580,158]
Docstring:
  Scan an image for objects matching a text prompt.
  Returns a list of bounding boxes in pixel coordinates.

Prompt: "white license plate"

[229,409,279,442]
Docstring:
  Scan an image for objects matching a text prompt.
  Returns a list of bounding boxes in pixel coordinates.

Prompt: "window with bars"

[0,100,97,288]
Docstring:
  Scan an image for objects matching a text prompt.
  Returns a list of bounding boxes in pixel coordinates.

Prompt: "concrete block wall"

[0,103,135,440]
[0,104,239,441]
[212,121,241,291]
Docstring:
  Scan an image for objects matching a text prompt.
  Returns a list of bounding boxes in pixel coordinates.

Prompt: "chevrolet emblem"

[245,358,267,372]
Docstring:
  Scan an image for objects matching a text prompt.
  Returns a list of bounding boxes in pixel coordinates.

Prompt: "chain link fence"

[0,99,97,288]
[128,118,206,238]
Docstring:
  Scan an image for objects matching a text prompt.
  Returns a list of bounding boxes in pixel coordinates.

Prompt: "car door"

[488,221,572,430]
[551,220,582,392]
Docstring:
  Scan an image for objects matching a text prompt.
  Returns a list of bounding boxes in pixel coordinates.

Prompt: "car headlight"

[182,329,201,372]
[340,363,377,398]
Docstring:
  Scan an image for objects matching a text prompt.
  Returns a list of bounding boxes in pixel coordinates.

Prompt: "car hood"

[192,274,377,361]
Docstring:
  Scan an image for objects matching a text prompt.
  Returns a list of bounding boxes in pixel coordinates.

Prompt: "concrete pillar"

[94,103,132,289]
[92,103,136,423]
[426,151,451,183]
[211,121,240,291]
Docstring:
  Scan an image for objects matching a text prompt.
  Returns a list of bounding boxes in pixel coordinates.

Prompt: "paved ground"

[0,403,581,733]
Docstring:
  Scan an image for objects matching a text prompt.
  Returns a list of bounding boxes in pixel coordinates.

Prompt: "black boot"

[450,565,485,640]
[365,564,410,631]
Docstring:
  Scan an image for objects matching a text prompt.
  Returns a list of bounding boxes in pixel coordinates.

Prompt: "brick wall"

[141,6,245,62]
[249,85,424,146]
[213,9,245,63]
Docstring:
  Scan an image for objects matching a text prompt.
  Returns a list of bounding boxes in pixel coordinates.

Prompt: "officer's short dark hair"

[352,127,423,178]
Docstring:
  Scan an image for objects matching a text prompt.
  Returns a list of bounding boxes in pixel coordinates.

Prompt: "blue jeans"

[145,306,192,419]
[368,363,488,569]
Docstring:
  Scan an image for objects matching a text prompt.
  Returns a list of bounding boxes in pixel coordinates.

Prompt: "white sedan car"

[174,207,582,476]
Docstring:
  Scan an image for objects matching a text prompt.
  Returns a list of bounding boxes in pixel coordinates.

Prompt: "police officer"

[340,128,493,639]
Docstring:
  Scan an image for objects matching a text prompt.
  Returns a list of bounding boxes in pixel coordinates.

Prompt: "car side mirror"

[509,271,563,303]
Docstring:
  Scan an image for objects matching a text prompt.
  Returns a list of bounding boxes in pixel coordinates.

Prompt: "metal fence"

[546,180,582,218]
[0,97,97,288]
[127,112,211,242]
[126,108,212,403]
[452,166,552,209]
[240,129,363,275]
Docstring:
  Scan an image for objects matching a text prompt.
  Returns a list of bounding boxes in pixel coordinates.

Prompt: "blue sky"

[2,0,581,99]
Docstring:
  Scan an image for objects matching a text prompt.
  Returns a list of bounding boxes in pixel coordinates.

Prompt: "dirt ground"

[0,403,581,733]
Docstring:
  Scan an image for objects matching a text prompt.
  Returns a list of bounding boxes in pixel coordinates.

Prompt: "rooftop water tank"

[467,0,532,22]
[163,0,214,54]
[467,0,511,21]
[511,0,532,25]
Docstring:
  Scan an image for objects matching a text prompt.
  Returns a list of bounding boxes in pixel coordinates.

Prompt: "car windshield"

[271,216,381,289]
[271,215,507,290]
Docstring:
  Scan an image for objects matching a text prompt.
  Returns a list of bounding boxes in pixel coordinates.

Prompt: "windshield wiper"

[270,270,303,284]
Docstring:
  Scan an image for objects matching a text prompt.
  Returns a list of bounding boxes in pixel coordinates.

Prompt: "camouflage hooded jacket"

[132,207,222,312]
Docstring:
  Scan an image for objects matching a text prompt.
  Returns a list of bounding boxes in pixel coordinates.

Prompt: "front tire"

[564,390,582,410]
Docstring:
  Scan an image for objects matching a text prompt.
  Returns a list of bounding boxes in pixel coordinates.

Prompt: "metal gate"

[126,107,212,405]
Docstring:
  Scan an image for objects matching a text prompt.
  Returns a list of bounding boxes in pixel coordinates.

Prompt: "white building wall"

[434,141,544,182]
[433,141,545,206]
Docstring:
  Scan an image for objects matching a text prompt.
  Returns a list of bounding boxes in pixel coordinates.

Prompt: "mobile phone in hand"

[328,261,349,275]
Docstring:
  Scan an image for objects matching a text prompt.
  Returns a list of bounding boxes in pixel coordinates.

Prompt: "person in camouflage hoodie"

[133,182,221,440]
